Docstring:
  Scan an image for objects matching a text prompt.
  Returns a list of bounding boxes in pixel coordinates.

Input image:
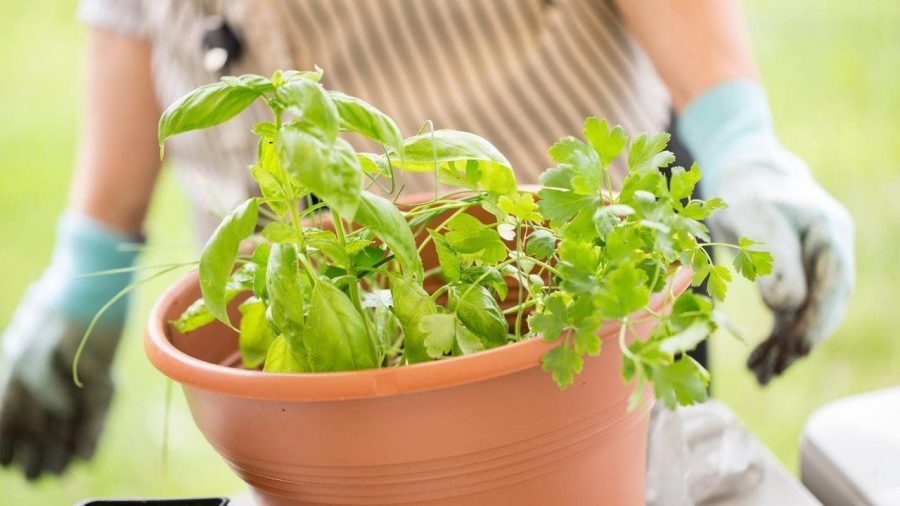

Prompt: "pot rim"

[146,267,692,402]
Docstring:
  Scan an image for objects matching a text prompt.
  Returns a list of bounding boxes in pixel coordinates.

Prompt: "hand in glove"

[678,81,855,384]
[0,213,138,479]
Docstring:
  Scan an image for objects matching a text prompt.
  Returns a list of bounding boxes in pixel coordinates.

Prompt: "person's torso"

[143,0,670,236]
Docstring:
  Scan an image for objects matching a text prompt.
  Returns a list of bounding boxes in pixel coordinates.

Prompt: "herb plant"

[156,69,772,408]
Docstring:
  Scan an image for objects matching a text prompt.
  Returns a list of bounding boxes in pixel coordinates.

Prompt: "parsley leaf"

[583,117,627,167]
[542,344,584,389]
[530,293,568,342]
[650,357,710,409]
[733,238,775,280]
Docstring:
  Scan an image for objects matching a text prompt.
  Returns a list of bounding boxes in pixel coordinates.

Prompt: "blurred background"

[1,0,898,503]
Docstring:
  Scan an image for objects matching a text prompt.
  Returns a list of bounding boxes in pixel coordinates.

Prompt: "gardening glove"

[646,400,764,505]
[0,212,139,479]
[677,80,855,385]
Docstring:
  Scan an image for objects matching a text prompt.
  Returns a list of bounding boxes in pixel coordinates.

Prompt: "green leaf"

[357,152,390,175]
[525,229,556,261]
[573,326,602,357]
[498,192,541,222]
[669,163,702,201]
[251,243,270,299]
[593,204,634,237]
[419,313,457,359]
[354,192,424,280]
[265,243,307,346]
[429,231,461,282]
[548,136,591,164]
[659,320,713,356]
[708,265,732,302]
[305,229,349,266]
[627,132,675,174]
[278,127,362,219]
[444,214,507,266]
[261,221,302,243]
[619,171,666,204]
[305,281,377,371]
[171,298,216,333]
[252,136,290,216]
[329,91,402,149]
[733,238,774,281]
[461,266,508,301]
[542,344,584,389]
[158,75,270,151]
[280,67,324,83]
[529,293,568,342]
[452,284,508,347]
[650,356,710,409]
[537,166,595,224]
[391,129,515,196]
[680,197,727,220]
[199,198,258,326]
[275,78,339,141]
[583,117,627,167]
[390,276,437,363]
[454,323,485,355]
[595,262,650,319]
[263,335,308,373]
[238,297,275,369]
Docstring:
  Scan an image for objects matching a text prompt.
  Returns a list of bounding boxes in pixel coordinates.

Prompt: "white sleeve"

[77,0,146,38]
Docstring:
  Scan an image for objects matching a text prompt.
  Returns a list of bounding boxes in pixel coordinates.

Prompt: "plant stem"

[618,317,636,360]
[514,221,526,340]
[503,298,538,315]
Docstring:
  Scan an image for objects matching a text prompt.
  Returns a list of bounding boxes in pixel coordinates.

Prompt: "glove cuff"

[676,80,781,196]
[42,212,142,327]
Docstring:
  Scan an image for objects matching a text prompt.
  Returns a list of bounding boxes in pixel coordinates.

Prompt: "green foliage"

[391,276,437,363]
[238,297,275,369]
[197,198,258,326]
[160,69,770,410]
[158,75,271,154]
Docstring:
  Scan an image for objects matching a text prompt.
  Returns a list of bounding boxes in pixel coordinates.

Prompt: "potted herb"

[139,69,770,505]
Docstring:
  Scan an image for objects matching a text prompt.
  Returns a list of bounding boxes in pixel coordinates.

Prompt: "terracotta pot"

[145,195,692,505]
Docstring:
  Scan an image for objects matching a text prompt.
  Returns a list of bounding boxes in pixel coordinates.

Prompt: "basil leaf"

[429,231,460,282]
[453,323,485,356]
[330,91,403,150]
[391,276,438,363]
[390,129,515,196]
[305,281,378,371]
[252,136,290,216]
[159,75,270,151]
[266,243,306,342]
[263,335,308,373]
[278,127,362,219]
[275,78,339,141]
[238,297,275,369]
[199,198,258,325]
[451,284,508,348]
[354,192,423,279]
[170,298,215,334]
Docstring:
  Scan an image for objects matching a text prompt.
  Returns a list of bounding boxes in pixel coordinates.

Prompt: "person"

[0,0,853,482]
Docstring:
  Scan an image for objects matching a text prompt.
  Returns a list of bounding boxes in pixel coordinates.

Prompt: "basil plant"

[155,69,771,408]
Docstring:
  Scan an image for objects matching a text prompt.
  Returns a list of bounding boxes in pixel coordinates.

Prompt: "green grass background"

[1,0,898,503]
